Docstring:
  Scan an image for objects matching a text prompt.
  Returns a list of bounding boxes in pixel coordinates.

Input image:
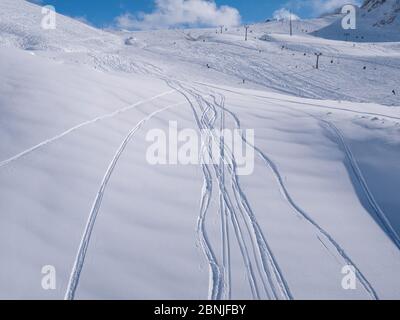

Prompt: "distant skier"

[392,90,396,95]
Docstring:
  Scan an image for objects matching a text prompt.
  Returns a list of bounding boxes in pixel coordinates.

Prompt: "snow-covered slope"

[362,0,400,26]
[0,0,120,51]
[0,0,400,299]
[315,0,400,42]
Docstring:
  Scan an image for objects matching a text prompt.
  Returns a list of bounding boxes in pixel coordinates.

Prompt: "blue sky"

[29,0,359,29]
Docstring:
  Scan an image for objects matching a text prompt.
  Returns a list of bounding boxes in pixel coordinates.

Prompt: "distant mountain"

[314,0,400,42]
[361,0,400,27]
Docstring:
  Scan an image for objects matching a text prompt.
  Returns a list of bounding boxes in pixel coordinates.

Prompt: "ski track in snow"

[0,90,175,169]
[205,89,293,300]
[218,95,232,300]
[166,80,259,299]
[184,84,261,300]
[198,156,223,300]
[167,79,294,299]
[195,82,400,122]
[254,91,400,252]
[211,92,380,300]
[209,92,292,300]
[166,80,228,300]
[64,101,184,300]
[322,121,400,250]
[58,69,387,300]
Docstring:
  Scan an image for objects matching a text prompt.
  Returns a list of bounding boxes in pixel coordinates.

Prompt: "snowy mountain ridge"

[361,0,400,27]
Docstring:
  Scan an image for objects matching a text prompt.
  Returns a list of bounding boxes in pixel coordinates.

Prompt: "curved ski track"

[64,102,183,300]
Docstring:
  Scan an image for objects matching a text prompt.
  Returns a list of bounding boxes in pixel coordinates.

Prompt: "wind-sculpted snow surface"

[0,0,400,299]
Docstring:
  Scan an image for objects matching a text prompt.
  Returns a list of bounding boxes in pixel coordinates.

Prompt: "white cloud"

[273,8,300,21]
[307,0,362,15]
[281,0,362,17]
[115,0,241,30]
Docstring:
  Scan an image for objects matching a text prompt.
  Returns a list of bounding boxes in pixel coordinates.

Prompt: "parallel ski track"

[204,90,288,300]
[206,89,293,300]
[164,79,225,300]
[205,92,261,299]
[166,79,260,299]
[218,94,232,300]
[183,83,262,300]
[198,154,223,300]
[169,79,293,300]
